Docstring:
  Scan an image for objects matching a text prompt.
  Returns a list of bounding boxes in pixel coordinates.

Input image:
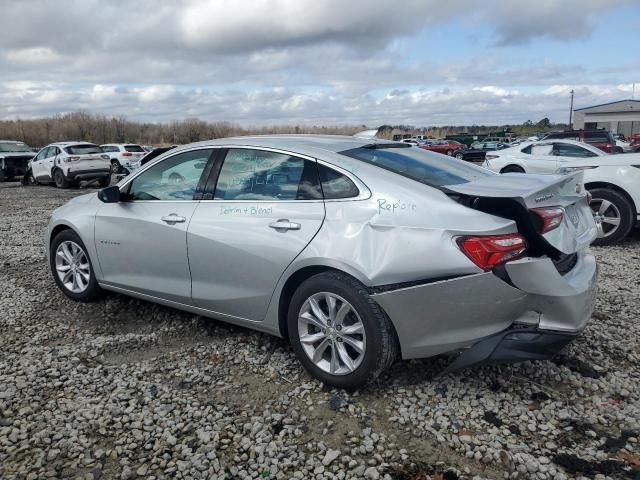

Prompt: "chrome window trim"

[117,144,371,204]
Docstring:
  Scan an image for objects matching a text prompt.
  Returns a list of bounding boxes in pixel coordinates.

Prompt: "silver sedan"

[47,136,599,389]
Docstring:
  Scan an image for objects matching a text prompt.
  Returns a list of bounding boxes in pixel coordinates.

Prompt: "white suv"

[101,144,146,175]
[29,142,111,188]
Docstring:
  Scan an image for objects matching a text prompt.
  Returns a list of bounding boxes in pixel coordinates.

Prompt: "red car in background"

[420,140,466,155]
[629,133,640,151]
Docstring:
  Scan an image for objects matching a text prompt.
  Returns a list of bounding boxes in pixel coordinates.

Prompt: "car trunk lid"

[446,172,597,255]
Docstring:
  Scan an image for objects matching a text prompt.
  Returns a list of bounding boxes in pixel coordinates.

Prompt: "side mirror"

[98,185,121,203]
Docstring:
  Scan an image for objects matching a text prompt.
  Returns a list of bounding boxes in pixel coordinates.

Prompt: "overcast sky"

[1,0,639,126]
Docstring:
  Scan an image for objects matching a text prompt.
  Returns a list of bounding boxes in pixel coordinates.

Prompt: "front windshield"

[0,142,32,153]
[340,144,494,187]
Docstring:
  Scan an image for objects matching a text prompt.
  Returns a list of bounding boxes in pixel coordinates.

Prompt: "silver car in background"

[47,136,599,389]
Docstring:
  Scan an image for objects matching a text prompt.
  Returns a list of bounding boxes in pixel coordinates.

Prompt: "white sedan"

[483,140,640,245]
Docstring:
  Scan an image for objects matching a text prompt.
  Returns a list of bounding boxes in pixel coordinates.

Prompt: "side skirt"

[98,282,282,337]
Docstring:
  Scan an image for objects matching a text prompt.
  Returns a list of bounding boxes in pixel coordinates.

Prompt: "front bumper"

[372,249,597,361]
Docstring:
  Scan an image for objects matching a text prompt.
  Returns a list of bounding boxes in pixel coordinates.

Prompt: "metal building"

[573,99,640,136]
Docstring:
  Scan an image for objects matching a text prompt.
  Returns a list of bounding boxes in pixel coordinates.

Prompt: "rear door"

[187,147,325,321]
[94,148,214,303]
[523,143,560,173]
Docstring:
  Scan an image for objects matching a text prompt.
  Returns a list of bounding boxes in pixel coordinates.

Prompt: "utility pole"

[569,89,575,128]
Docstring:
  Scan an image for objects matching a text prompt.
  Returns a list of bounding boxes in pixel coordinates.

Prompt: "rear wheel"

[455,152,465,160]
[53,169,69,188]
[501,165,525,174]
[50,229,102,302]
[589,188,634,246]
[288,271,399,390]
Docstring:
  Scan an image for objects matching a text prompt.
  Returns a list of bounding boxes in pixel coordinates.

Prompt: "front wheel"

[589,188,634,246]
[288,271,399,390]
[110,160,121,174]
[54,169,69,188]
[50,229,103,301]
[455,152,464,160]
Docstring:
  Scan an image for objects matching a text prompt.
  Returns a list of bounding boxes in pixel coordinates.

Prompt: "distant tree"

[537,117,551,129]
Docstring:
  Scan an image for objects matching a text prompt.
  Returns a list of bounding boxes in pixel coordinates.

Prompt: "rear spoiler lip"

[444,172,586,209]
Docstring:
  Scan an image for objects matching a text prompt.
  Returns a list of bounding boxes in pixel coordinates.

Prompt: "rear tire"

[110,160,121,174]
[53,169,69,188]
[589,188,634,246]
[501,165,525,173]
[455,152,465,160]
[288,271,399,390]
[50,229,103,302]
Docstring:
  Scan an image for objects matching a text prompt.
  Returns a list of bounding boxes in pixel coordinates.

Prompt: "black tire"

[98,175,111,188]
[21,169,36,186]
[455,152,464,160]
[50,229,103,302]
[110,160,121,174]
[501,165,525,174]
[53,169,69,188]
[0,170,6,182]
[288,271,399,390]
[589,188,634,246]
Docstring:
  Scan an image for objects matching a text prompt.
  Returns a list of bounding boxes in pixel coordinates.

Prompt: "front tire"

[53,169,69,188]
[50,229,102,302]
[110,159,121,174]
[288,271,399,390]
[455,152,465,160]
[589,188,634,246]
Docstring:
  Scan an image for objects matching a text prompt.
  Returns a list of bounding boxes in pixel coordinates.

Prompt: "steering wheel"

[168,172,185,185]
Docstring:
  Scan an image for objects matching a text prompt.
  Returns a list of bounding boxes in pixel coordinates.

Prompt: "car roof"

[101,143,141,146]
[48,141,96,146]
[173,135,398,159]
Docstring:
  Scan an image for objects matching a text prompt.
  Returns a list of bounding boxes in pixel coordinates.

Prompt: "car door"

[188,147,325,321]
[94,147,214,303]
[522,143,558,173]
[31,147,50,180]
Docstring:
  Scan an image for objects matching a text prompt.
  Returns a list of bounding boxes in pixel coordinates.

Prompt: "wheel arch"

[49,223,75,246]
[500,164,526,174]
[585,181,637,216]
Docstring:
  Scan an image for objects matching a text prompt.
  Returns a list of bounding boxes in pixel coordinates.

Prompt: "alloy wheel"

[55,240,91,293]
[297,292,366,375]
[590,198,621,238]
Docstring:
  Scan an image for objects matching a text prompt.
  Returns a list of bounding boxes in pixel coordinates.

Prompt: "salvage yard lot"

[1,181,639,480]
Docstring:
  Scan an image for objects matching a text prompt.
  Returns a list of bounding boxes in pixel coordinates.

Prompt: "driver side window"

[127,149,212,201]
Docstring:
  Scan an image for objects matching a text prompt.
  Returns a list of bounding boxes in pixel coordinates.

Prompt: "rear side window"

[214,149,322,201]
[339,145,494,188]
[554,143,598,158]
[65,144,102,155]
[125,145,145,152]
[318,163,359,199]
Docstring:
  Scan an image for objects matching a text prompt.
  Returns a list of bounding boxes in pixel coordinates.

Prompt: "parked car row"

[12,141,174,188]
[482,139,640,245]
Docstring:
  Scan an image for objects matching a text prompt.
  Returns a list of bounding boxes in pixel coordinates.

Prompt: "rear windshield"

[65,144,103,155]
[125,144,145,152]
[0,142,32,153]
[339,145,494,187]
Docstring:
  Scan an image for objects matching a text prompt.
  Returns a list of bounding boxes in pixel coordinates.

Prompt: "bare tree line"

[0,112,366,147]
[0,111,565,148]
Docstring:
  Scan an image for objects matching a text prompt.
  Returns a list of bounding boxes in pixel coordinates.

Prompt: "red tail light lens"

[457,233,527,271]
[122,152,132,156]
[531,206,564,233]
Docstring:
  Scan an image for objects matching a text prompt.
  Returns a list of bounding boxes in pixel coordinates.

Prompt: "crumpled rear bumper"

[371,249,597,361]
[438,326,577,375]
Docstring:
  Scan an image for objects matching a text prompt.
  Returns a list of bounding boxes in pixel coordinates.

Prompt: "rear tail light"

[457,233,527,271]
[65,156,80,162]
[604,143,614,152]
[122,152,132,156]
[531,206,564,233]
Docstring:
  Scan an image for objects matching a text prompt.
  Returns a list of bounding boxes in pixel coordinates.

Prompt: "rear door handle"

[161,213,186,224]
[269,219,301,231]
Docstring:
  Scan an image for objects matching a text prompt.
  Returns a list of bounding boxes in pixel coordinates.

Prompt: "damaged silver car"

[46,136,599,389]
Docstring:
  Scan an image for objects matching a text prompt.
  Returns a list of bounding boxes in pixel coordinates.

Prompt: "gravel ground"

[1,180,639,480]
